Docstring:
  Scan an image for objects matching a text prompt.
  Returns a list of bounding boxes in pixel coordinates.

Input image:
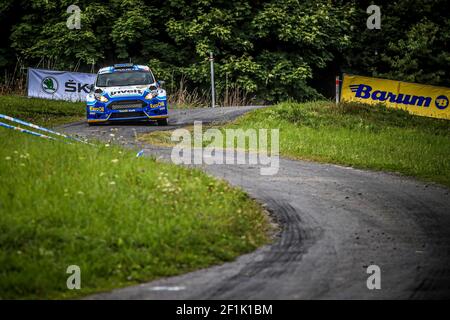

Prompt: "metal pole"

[209,51,215,108]
[26,67,30,97]
[335,75,340,105]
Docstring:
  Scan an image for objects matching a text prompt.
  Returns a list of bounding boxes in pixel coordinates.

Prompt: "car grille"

[109,100,145,110]
[109,111,147,119]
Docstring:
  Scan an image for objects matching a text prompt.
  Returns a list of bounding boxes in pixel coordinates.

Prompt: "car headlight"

[96,95,108,103]
[145,92,157,100]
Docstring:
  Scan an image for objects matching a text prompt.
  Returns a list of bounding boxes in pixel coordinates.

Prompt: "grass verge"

[0,95,271,299]
[0,95,84,127]
[140,101,450,187]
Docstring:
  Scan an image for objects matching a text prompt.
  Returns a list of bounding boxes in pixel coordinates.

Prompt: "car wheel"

[157,118,168,126]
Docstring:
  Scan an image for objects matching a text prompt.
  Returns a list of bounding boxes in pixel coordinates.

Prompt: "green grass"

[0,95,84,127]
[0,96,271,299]
[140,101,450,187]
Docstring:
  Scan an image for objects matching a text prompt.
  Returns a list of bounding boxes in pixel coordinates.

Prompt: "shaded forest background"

[0,0,449,103]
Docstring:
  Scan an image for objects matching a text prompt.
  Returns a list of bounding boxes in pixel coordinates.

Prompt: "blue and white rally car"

[86,63,168,125]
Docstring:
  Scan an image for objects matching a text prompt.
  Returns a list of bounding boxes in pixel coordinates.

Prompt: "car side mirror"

[158,80,165,88]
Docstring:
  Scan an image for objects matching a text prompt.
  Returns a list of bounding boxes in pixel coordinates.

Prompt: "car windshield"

[96,71,154,87]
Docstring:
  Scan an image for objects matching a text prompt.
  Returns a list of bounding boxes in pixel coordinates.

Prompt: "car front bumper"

[87,97,168,122]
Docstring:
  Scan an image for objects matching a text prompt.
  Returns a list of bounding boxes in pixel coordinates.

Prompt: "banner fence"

[341,74,450,120]
[27,68,96,102]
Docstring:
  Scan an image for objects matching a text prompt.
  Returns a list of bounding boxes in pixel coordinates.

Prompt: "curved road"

[61,106,450,299]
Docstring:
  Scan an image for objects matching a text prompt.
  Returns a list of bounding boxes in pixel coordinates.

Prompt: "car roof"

[98,64,151,74]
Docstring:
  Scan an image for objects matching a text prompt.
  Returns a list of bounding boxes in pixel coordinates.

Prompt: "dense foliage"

[0,0,449,102]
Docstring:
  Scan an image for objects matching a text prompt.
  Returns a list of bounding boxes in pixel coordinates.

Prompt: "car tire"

[157,118,168,126]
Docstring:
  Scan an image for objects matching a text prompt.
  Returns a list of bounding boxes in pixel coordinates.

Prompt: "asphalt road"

[61,106,450,299]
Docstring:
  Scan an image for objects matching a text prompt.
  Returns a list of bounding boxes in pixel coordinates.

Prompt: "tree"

[1,0,449,101]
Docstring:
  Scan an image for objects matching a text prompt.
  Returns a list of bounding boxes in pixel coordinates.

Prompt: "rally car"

[86,63,168,125]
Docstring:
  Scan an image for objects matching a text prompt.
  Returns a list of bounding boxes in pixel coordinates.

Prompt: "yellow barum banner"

[341,74,450,120]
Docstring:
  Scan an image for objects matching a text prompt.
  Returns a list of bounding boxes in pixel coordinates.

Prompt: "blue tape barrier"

[136,150,144,157]
[0,114,88,144]
[0,121,58,141]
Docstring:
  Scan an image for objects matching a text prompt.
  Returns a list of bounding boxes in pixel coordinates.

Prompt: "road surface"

[61,106,450,299]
